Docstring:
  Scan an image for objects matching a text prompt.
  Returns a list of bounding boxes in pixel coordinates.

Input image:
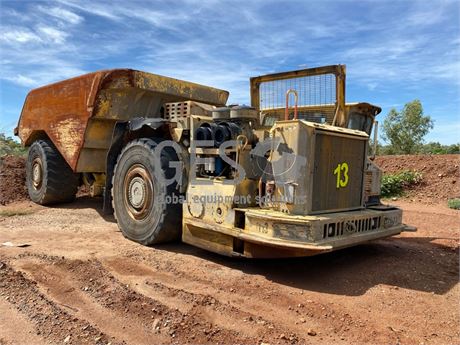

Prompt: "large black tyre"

[26,140,79,205]
[111,138,182,245]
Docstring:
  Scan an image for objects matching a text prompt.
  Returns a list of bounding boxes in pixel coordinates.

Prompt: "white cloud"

[38,6,84,25]
[5,74,37,87]
[406,5,446,26]
[0,28,41,44]
[36,26,69,44]
[2,64,86,88]
[56,0,121,20]
[0,8,31,23]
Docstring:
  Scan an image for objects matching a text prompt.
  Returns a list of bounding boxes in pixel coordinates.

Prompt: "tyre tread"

[26,140,79,205]
[111,138,181,245]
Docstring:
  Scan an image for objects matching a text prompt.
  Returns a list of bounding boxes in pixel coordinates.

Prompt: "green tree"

[420,142,460,154]
[0,133,27,156]
[446,144,460,154]
[382,100,433,154]
[421,141,444,154]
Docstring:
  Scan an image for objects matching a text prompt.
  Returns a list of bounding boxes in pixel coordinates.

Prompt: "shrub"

[0,133,26,156]
[381,170,423,197]
[447,198,460,210]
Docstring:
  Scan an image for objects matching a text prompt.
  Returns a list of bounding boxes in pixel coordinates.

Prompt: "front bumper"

[183,206,416,258]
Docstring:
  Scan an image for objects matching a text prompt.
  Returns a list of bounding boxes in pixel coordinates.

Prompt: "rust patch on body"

[48,118,85,165]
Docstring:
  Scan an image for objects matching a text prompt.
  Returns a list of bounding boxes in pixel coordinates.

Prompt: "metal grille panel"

[259,73,336,110]
[322,216,382,239]
[164,101,191,121]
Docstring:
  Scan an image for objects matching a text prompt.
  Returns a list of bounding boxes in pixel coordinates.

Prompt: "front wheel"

[111,138,182,245]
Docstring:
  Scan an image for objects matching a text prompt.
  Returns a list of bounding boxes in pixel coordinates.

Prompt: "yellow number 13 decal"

[333,162,349,189]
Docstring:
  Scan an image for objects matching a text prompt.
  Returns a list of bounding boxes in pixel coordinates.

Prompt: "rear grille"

[322,216,381,239]
[312,131,366,213]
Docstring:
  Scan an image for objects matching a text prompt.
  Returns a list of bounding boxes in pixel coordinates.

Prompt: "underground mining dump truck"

[15,65,416,258]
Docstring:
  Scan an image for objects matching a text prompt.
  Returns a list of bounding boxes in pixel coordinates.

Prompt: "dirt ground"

[0,154,459,345]
[0,197,458,345]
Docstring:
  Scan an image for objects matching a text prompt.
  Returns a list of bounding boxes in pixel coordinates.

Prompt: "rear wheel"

[111,138,181,245]
[26,140,79,204]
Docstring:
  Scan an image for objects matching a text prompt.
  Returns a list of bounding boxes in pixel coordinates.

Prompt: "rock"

[94,336,101,342]
[152,319,160,333]
[64,335,71,343]
[307,329,317,336]
[279,333,287,340]
[299,317,306,323]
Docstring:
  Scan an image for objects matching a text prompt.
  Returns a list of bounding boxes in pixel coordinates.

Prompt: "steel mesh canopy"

[259,73,336,110]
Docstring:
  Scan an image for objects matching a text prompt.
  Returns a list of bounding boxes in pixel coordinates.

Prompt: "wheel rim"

[32,158,43,190]
[123,164,154,220]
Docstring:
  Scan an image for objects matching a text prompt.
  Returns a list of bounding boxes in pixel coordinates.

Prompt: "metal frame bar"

[250,65,346,126]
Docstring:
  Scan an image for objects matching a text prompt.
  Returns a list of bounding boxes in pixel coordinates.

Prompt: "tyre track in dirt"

[102,255,361,344]
[113,249,399,344]
[103,257,295,339]
[0,297,46,345]
[9,256,163,345]
[5,254,285,344]
[0,260,115,345]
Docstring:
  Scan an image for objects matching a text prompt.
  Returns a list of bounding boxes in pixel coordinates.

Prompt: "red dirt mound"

[0,155,28,205]
[375,154,460,204]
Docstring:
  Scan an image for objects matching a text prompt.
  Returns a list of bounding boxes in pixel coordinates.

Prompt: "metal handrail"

[285,89,298,120]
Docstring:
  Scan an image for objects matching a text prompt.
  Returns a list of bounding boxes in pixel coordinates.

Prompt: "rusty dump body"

[17,65,415,258]
[16,69,229,173]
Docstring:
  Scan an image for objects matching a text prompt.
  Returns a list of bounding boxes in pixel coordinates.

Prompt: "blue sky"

[0,0,459,144]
